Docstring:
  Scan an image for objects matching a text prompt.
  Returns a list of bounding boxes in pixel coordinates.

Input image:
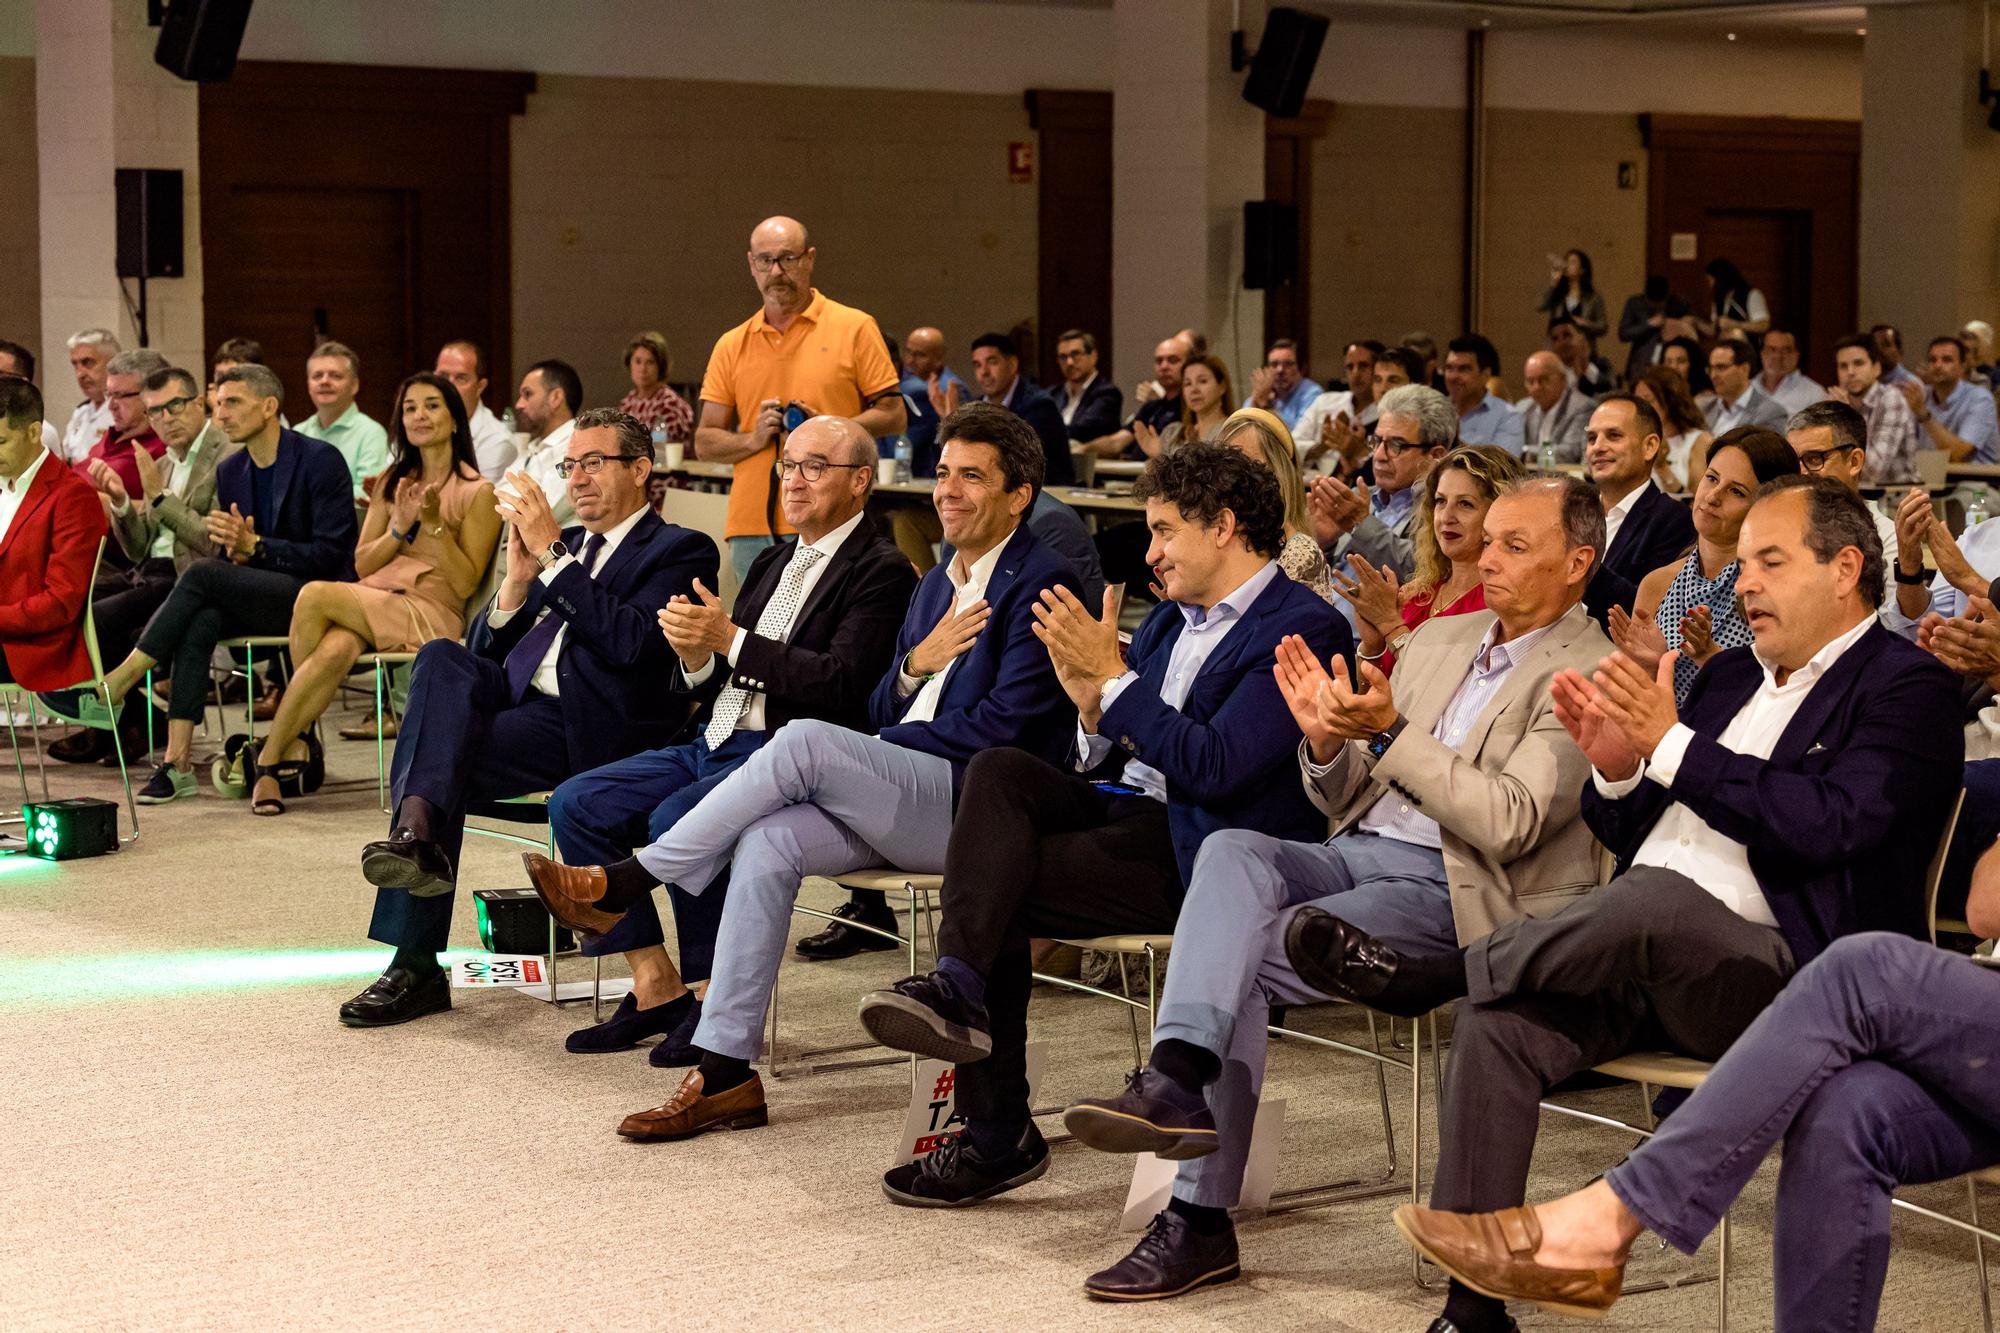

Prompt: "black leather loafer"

[339,965,451,1028]
[361,830,456,898]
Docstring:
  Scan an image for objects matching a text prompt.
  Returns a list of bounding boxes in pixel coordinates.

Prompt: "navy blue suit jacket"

[993,382,1076,487]
[212,428,359,582]
[1585,483,1694,621]
[1100,567,1352,884]
[1582,622,1963,966]
[869,520,1079,787]
[1063,377,1125,442]
[468,512,718,772]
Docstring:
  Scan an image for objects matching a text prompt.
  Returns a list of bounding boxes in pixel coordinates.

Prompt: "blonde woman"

[1215,406,1335,602]
[1335,444,1523,673]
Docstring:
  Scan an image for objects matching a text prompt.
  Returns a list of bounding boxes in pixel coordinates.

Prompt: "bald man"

[901,326,968,480]
[546,415,918,1062]
[696,216,907,582]
[1518,349,1592,463]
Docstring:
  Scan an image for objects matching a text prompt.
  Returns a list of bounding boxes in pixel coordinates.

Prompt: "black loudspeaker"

[1243,7,1329,118]
[1243,201,1298,290]
[154,0,254,83]
[115,169,184,279]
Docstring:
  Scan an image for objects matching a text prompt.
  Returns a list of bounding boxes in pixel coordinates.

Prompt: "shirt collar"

[535,418,577,454]
[317,402,361,433]
[1180,559,1279,630]
[586,501,650,561]
[1606,478,1653,522]
[750,288,826,335]
[803,508,866,558]
[1931,379,1965,409]
[1065,372,1097,402]
[1473,610,1559,672]
[6,446,49,495]
[997,377,1020,408]
[1753,611,1874,689]
[947,528,1010,596]
[178,422,213,463]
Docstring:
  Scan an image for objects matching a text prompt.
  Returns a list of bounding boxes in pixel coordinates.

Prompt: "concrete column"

[1859,0,2000,341]
[1110,0,1267,392]
[35,0,203,422]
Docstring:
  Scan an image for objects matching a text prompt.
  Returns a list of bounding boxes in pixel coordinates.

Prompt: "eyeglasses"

[749,252,805,273]
[106,389,142,402]
[1795,445,1862,474]
[144,395,200,419]
[778,458,870,481]
[555,452,647,479]
[1055,349,1091,362]
[1368,434,1426,455]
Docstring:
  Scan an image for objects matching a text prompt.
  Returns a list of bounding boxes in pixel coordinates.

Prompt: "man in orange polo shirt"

[696,215,906,582]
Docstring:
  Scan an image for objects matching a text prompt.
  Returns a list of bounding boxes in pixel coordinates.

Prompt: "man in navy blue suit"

[970,331,1074,487]
[338,408,716,1029]
[1286,473,1963,1333]
[523,403,1077,1139]
[1581,393,1694,622]
[856,442,1351,1207]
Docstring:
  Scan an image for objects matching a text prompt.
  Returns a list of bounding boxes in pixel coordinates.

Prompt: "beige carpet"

[0,716,1990,1331]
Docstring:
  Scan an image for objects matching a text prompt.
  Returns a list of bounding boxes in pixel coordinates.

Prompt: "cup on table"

[878,457,899,486]
[664,442,685,470]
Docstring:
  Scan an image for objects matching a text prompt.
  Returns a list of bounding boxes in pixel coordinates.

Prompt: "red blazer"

[0,451,108,691]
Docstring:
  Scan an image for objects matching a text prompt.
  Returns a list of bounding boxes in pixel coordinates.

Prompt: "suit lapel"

[788,514,878,631]
[0,455,59,560]
[1452,604,1597,761]
[979,520,1039,611]
[265,430,301,525]
[591,512,658,590]
[1767,623,1878,766]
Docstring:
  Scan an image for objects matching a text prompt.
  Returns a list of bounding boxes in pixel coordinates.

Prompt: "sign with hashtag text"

[892,1042,1048,1166]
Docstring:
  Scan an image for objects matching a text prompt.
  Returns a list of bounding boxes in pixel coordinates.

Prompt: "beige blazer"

[109,424,236,573]
[1305,601,1613,944]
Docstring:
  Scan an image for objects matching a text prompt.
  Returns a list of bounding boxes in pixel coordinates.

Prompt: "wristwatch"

[1894,564,1930,586]
[535,538,569,571]
[1367,716,1408,759]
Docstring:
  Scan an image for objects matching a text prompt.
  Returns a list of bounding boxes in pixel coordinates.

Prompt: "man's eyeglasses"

[778,458,870,481]
[1795,445,1862,474]
[555,452,647,479]
[1369,434,1425,455]
[750,252,805,273]
[106,389,143,402]
[143,395,200,419]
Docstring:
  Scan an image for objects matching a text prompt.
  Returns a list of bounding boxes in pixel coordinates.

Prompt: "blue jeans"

[1607,933,2000,1332]
[727,535,776,585]
[546,729,765,982]
[1153,829,1456,1208]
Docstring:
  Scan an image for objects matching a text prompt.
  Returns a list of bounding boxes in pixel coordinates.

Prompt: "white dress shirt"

[1059,373,1098,426]
[1076,561,1281,804]
[486,502,649,698]
[0,446,50,548]
[1601,479,1653,552]
[1709,386,1761,435]
[468,402,517,482]
[110,423,214,559]
[1761,370,1825,418]
[511,417,577,526]
[685,509,863,732]
[1592,613,1876,928]
[61,398,111,464]
[895,536,1008,724]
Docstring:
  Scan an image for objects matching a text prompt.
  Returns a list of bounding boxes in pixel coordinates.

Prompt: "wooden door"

[1699,207,1813,351]
[1027,90,1113,389]
[1264,100,1334,370]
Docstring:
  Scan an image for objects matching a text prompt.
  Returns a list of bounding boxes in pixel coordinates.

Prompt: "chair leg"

[592,955,603,1024]
[144,667,156,759]
[546,825,558,1003]
[26,696,50,800]
[1716,1209,1729,1332]
[1412,1015,1426,1284]
[1973,1176,1993,1333]
[1144,943,1160,1048]
[1115,952,1143,1068]
[101,679,139,841]
[5,703,28,805]
[1363,1011,1397,1171]
[374,661,389,815]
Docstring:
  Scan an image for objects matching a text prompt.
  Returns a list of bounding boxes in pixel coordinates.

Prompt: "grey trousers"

[631,718,956,1060]
[1431,866,1794,1213]
[1153,829,1456,1207]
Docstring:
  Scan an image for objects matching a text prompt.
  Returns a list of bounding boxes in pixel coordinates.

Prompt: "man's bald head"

[751,215,809,252]
[1523,350,1567,411]
[747,215,816,311]
[779,415,876,540]
[793,414,876,468]
[904,327,947,380]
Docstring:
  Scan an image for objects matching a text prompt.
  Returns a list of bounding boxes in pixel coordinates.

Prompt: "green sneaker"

[135,762,196,804]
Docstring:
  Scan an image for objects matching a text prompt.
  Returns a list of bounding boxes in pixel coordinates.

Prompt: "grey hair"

[1377,383,1457,449]
[1505,474,1605,579]
[1757,473,1885,609]
[216,362,285,407]
[67,328,120,354]
[105,349,169,380]
[1785,400,1867,454]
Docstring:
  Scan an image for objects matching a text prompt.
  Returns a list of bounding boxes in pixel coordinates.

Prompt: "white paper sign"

[893,1041,1048,1165]
[452,954,548,988]
[1119,1097,1285,1230]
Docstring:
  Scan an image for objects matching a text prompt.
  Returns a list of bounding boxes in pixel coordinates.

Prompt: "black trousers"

[937,746,1184,1126]
[95,558,178,664]
[135,557,303,722]
[1430,867,1796,1213]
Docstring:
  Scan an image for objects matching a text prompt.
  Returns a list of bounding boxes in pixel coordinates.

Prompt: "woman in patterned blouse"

[1608,425,1800,704]
[617,330,693,444]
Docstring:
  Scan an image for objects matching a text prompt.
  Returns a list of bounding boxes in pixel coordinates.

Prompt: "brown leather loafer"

[521,853,624,938]
[1392,1204,1622,1319]
[617,1069,768,1141]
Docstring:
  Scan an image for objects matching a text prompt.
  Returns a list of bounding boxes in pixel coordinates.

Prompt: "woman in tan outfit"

[250,371,500,813]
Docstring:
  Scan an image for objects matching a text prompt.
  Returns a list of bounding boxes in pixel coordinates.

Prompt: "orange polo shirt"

[700,288,900,539]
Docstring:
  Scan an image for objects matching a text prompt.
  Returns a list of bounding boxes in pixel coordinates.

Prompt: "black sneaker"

[135,762,196,804]
[857,970,992,1063]
[1084,1209,1240,1302]
[881,1122,1049,1208]
[1065,1066,1218,1160]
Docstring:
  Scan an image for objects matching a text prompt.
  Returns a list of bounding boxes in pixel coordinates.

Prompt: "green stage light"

[20,798,119,860]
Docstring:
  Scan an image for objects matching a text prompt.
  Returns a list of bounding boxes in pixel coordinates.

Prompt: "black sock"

[1442,1279,1510,1332]
[964,1117,1027,1159]
[1151,1038,1220,1095]
[696,1049,752,1093]
[849,888,888,917]
[393,796,443,843]
[390,946,441,978]
[639,989,693,1022]
[1168,1195,1232,1237]
[594,857,662,912]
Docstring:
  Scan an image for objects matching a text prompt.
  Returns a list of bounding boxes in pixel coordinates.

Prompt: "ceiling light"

[1726,31,1737,40]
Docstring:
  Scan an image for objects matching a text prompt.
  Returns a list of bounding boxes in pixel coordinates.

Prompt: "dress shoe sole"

[1063,1104,1219,1160]
[134,789,192,805]
[1390,1209,1613,1321]
[617,1104,769,1142]
[520,853,618,937]
[1083,1261,1241,1302]
[795,929,901,961]
[880,1148,1050,1208]
[362,847,454,897]
[858,992,993,1064]
[338,992,451,1029]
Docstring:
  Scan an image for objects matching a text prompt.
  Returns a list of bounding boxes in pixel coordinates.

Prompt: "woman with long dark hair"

[247,371,500,814]
[1537,249,1607,340]
[1633,365,1712,492]
[1700,257,1770,339]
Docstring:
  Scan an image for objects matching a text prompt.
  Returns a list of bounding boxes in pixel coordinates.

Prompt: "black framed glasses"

[555,452,648,479]
[749,252,805,273]
[1795,445,1863,474]
[1368,433,1425,455]
[143,395,200,419]
[778,458,870,481]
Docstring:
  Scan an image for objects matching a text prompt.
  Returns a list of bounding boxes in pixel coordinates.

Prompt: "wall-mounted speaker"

[115,169,185,279]
[154,0,254,83]
[1243,200,1298,291]
[1243,7,1329,118]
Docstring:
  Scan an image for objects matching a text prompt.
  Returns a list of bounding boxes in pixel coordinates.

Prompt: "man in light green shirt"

[296,339,390,499]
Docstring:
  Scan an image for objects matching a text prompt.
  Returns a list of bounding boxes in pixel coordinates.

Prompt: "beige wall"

[0,56,39,366]
[510,74,1038,405]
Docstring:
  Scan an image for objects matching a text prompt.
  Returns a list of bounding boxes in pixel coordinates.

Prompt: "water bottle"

[1538,440,1558,470]
[1970,487,1991,528]
[893,435,914,485]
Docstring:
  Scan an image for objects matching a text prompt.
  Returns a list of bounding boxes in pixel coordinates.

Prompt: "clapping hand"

[1307,474,1370,545]
[1549,668,1644,781]
[1273,634,1343,762]
[1894,487,1934,577]
[86,458,127,505]
[1331,554,1404,640]
[1248,365,1277,408]
[495,469,563,554]
[927,375,962,421]
[1927,596,2000,684]
[204,503,257,561]
[132,445,164,504]
[1925,515,1986,601]
[1133,418,1165,459]
[1606,604,1670,677]
[1316,652,1399,743]
[1586,650,1680,764]
[1032,586,1124,729]
[1896,379,1926,418]
[658,579,737,672]
[1678,604,1719,662]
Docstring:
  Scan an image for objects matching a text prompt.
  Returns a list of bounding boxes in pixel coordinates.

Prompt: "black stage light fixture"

[475,888,574,956]
[21,798,120,860]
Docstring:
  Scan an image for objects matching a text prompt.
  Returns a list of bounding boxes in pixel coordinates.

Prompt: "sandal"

[250,772,286,816]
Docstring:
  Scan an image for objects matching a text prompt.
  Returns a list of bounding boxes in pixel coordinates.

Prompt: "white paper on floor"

[1120,1097,1285,1230]
[451,954,548,987]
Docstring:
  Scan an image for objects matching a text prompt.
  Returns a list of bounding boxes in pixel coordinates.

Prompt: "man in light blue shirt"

[1444,333,1525,456]
[1243,338,1322,433]
[294,340,390,499]
[1905,334,2000,465]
